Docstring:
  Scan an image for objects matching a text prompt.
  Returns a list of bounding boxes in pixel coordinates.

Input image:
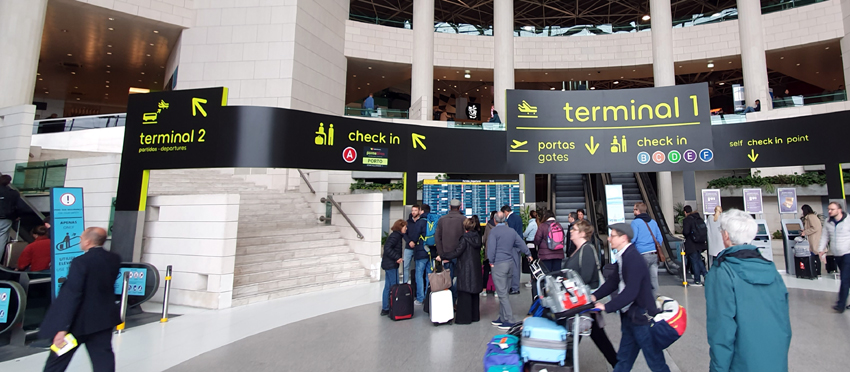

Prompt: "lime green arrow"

[192,97,208,117]
[747,149,759,162]
[412,133,426,150]
[585,136,600,155]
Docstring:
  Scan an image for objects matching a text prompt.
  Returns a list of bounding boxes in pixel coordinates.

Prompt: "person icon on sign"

[315,123,326,145]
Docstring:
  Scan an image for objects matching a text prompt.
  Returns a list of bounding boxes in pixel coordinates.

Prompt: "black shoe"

[846,305,850,310]
[509,290,520,295]
[380,309,390,316]
[832,306,845,314]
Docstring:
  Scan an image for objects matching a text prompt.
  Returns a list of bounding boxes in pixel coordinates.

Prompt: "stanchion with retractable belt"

[116,271,130,333]
[681,251,688,287]
[161,265,173,323]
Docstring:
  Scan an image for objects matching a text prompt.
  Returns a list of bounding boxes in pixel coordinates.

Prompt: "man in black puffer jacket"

[682,205,708,286]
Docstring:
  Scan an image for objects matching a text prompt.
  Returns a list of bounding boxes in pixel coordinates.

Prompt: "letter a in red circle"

[343,147,357,163]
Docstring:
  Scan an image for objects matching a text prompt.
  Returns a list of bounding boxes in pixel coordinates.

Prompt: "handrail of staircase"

[297,169,316,194]
[582,174,607,261]
[320,195,364,239]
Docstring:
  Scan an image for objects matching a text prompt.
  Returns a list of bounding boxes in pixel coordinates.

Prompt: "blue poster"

[50,188,85,299]
[114,268,147,296]
[0,288,10,323]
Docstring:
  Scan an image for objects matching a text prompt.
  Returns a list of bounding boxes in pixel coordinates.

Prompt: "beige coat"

[803,213,822,253]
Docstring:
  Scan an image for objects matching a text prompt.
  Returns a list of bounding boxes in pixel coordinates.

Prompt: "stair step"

[232,265,369,294]
[237,225,337,239]
[238,214,317,224]
[236,239,348,258]
[231,278,373,306]
[235,249,354,266]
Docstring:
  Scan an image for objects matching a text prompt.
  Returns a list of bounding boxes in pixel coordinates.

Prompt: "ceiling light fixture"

[719,82,725,85]
[780,56,784,59]
[523,25,534,31]
[153,30,159,33]
[44,92,48,94]
[550,87,555,90]
[642,15,650,21]
[107,52,112,55]
[367,66,371,69]
[105,85,109,88]
[826,46,830,49]
[76,98,80,101]
[108,27,114,31]
[107,65,111,68]
[108,17,114,21]
[67,53,72,56]
[71,72,76,74]
[108,45,112,47]
[464,73,470,78]
[150,43,155,46]
[38,78,42,81]
[613,81,619,84]
[141,72,145,75]
[129,87,150,94]
[707,62,714,68]
[590,87,596,90]
[796,63,801,66]
[146,54,151,56]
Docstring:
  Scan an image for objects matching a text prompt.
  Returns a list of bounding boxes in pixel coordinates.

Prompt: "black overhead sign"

[505,83,715,173]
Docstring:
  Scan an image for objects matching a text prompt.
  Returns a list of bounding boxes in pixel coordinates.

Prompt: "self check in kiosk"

[752,220,773,262]
[781,219,805,274]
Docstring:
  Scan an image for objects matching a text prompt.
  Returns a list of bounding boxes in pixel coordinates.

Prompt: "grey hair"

[719,208,757,246]
[494,212,506,224]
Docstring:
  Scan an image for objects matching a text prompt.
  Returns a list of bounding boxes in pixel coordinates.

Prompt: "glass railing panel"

[772,90,847,108]
[711,114,747,125]
[12,159,67,194]
[344,107,409,119]
[32,113,126,134]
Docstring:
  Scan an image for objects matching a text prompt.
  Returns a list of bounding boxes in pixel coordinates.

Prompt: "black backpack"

[689,217,708,244]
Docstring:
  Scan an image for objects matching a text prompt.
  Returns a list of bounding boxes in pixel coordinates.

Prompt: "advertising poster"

[777,188,798,214]
[0,288,9,323]
[701,189,721,215]
[743,188,764,214]
[605,184,625,264]
[50,188,85,299]
[114,268,147,296]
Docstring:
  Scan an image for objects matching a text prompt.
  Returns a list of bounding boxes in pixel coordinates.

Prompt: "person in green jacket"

[706,209,791,372]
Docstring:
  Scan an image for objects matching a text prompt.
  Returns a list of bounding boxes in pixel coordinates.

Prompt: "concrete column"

[0,0,47,109]
[410,0,434,121]
[493,0,514,118]
[651,0,675,231]
[737,0,771,110]
[840,0,850,91]
[0,105,36,176]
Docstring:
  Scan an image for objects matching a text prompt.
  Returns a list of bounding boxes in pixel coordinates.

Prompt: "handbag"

[643,220,667,261]
[577,242,602,291]
[428,259,452,292]
[649,296,687,349]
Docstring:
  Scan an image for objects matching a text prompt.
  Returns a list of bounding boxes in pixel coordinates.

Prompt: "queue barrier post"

[161,265,173,323]
[116,271,130,333]
[681,251,688,287]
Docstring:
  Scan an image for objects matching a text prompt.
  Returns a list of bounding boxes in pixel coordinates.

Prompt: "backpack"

[421,213,439,246]
[689,217,708,244]
[546,221,566,251]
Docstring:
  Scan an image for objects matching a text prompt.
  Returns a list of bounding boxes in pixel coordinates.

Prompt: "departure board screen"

[422,180,521,224]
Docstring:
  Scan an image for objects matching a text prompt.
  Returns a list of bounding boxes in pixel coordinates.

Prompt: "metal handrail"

[321,195,364,239]
[297,169,316,194]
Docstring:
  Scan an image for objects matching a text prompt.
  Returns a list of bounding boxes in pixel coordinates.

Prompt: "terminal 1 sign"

[505,83,714,173]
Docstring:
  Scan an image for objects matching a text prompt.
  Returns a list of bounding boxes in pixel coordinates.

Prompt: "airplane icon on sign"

[511,140,528,149]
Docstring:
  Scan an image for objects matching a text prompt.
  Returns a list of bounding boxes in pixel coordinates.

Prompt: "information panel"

[778,188,798,214]
[702,189,722,215]
[422,180,520,223]
[114,268,147,296]
[50,187,85,299]
[0,288,9,323]
[743,188,764,214]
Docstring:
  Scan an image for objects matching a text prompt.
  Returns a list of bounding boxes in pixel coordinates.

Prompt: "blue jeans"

[614,313,670,372]
[402,249,414,283]
[382,268,399,311]
[442,259,458,301]
[687,252,707,283]
[415,258,431,302]
[837,254,850,308]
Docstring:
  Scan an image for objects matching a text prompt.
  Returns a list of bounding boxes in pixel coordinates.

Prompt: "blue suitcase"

[520,317,568,365]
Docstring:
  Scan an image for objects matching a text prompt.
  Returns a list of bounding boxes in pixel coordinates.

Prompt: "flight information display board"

[422,180,521,223]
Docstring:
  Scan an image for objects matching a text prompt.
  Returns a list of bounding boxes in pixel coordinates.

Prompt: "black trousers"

[588,317,619,367]
[455,291,480,324]
[44,328,115,372]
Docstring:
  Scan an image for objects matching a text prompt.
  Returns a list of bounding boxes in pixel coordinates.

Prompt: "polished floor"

[1,271,847,372]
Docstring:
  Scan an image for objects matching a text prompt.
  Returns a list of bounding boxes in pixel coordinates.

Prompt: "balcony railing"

[350,0,827,37]
[32,113,126,134]
[12,159,67,194]
[772,91,847,108]
[344,107,409,119]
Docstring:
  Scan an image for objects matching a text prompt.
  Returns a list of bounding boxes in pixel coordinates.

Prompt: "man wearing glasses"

[592,223,669,372]
[817,202,850,313]
[629,202,663,296]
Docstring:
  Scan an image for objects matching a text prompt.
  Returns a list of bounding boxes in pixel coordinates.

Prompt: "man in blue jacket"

[593,223,669,372]
[405,204,428,304]
[630,202,663,296]
[502,205,523,294]
[706,209,791,372]
[487,212,532,329]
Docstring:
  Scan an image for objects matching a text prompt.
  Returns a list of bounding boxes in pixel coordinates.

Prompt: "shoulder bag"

[643,220,667,261]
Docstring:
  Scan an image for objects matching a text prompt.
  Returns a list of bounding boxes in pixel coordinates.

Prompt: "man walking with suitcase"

[487,212,532,330]
[817,202,850,313]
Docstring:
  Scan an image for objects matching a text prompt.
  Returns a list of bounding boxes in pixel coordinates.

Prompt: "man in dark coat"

[436,199,465,301]
[682,205,708,286]
[40,227,122,372]
[502,205,523,294]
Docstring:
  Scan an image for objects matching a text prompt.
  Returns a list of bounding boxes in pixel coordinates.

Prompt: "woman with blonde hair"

[706,205,725,264]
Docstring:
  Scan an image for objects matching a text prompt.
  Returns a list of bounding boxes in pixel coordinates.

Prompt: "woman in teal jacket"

[706,209,791,372]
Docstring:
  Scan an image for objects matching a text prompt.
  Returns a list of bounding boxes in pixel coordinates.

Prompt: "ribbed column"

[0,0,48,108]
[737,0,771,110]
[410,0,435,120]
[651,0,675,231]
[493,0,514,118]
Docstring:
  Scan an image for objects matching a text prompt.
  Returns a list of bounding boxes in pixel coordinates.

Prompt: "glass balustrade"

[32,113,126,134]
[349,0,827,37]
[12,159,68,194]
[344,107,409,119]
[772,90,847,108]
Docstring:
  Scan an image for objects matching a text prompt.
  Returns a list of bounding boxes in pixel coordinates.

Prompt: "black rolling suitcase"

[525,361,573,372]
[826,255,838,273]
[389,262,414,320]
[794,255,818,279]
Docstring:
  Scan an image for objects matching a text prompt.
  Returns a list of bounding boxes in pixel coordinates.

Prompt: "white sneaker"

[480,292,488,297]
[494,293,499,298]
[414,300,423,305]
[524,282,532,288]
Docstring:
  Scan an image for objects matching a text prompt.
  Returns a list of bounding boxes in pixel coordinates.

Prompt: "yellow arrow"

[585,136,600,155]
[747,149,759,162]
[412,133,426,150]
[192,97,208,117]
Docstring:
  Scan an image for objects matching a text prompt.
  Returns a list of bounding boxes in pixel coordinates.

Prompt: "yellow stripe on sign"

[841,165,846,199]
[221,87,229,106]
[138,170,150,211]
[403,172,408,205]
[516,121,701,130]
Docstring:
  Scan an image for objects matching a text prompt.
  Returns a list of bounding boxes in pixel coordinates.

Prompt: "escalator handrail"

[634,173,676,262]
[581,174,607,256]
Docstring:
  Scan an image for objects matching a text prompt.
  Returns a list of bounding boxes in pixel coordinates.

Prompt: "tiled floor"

[2,271,847,372]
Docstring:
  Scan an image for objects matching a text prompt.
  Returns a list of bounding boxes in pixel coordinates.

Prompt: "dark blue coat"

[406,213,429,260]
[506,212,523,238]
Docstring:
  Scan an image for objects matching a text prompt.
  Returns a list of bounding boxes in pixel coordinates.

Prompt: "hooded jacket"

[381,231,404,270]
[682,212,708,255]
[406,213,429,260]
[630,213,663,255]
[706,244,791,372]
[440,231,484,294]
[534,218,566,261]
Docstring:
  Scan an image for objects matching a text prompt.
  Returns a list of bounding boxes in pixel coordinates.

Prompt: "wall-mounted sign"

[505,83,714,173]
[701,189,721,215]
[114,268,147,296]
[743,188,764,214]
[777,188,798,214]
[50,187,85,299]
[0,288,9,323]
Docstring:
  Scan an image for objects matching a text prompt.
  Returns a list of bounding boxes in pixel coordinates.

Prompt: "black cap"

[608,223,633,241]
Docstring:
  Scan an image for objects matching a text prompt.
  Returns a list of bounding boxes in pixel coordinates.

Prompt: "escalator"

[551,174,606,258]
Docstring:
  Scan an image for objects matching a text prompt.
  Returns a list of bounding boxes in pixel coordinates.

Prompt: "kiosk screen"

[757,224,767,235]
[786,223,802,234]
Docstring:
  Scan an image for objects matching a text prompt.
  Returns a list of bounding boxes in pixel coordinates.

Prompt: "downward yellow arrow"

[585,136,600,155]
[747,149,759,162]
